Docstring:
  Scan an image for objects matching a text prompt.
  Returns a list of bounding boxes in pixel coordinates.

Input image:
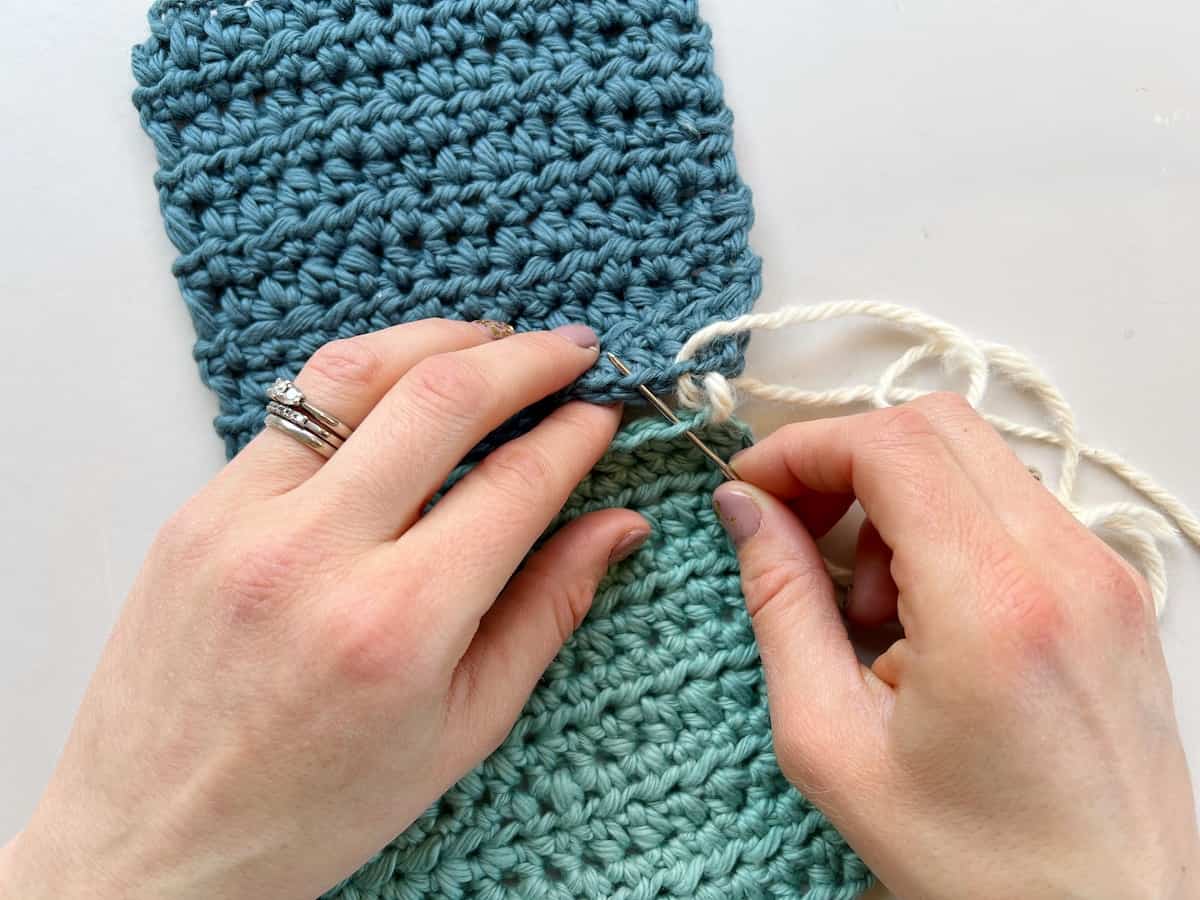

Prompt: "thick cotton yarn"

[326,415,870,900]
[131,2,869,895]
[131,0,760,455]
[674,300,1200,615]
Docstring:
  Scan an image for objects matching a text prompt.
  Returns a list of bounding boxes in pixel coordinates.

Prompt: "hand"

[713,393,1200,900]
[0,319,648,900]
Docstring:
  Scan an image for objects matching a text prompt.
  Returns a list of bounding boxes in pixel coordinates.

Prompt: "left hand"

[0,319,647,900]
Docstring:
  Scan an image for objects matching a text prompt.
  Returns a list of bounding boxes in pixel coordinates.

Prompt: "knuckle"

[426,316,465,334]
[213,533,309,626]
[1123,570,1154,618]
[773,714,871,801]
[480,440,557,501]
[545,403,614,454]
[1092,549,1153,627]
[913,391,1000,447]
[154,495,221,563]
[976,539,1069,648]
[1005,582,1066,644]
[864,406,952,506]
[864,406,945,472]
[874,404,938,447]
[768,422,805,450]
[914,390,974,419]
[772,724,828,795]
[553,401,605,437]
[772,729,808,784]
[522,329,574,355]
[520,560,595,645]
[322,598,428,687]
[420,317,479,345]
[404,353,489,422]
[453,655,514,755]
[305,336,382,390]
[742,559,827,621]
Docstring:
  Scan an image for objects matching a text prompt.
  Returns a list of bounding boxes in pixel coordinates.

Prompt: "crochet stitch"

[132,0,761,456]
[326,415,870,900]
[131,2,869,896]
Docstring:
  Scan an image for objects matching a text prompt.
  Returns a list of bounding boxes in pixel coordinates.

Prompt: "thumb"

[444,508,650,764]
[712,482,884,795]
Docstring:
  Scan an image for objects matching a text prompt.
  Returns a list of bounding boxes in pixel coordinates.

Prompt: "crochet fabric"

[131,1,869,897]
[132,0,760,455]
[328,416,870,900]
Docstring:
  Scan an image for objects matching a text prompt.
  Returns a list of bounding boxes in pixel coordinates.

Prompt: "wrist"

[0,819,131,900]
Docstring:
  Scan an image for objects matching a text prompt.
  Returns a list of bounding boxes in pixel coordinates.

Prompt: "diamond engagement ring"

[263,378,355,459]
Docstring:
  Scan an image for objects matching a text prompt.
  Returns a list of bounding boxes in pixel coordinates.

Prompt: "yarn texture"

[326,414,871,900]
[131,0,760,456]
[674,300,1200,615]
[131,2,868,897]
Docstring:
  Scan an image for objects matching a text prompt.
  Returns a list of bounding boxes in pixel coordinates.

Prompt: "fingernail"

[552,323,599,350]
[713,485,761,547]
[472,319,515,340]
[609,528,649,563]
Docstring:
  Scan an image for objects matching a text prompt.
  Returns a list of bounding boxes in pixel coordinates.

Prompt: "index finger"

[732,406,1006,605]
[304,324,601,540]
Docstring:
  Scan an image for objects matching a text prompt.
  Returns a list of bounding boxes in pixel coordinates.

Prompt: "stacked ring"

[263,378,354,460]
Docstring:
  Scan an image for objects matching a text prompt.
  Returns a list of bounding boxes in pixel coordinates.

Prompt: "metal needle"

[606,352,739,481]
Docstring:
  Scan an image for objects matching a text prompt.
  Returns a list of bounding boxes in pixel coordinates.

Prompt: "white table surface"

[1,1,1197,895]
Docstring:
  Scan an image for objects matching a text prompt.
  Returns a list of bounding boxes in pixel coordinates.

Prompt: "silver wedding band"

[263,320,515,460]
[264,378,354,459]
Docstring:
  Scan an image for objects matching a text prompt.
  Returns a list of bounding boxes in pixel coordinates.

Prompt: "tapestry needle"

[605,352,739,481]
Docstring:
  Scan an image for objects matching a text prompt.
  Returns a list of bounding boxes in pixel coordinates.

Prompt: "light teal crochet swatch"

[326,416,870,900]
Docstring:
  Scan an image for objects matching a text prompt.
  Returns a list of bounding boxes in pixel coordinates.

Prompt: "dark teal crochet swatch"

[132,0,760,456]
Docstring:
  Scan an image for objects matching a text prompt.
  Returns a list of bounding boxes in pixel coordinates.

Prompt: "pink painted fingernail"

[713,485,761,547]
[609,528,650,563]
[552,323,599,350]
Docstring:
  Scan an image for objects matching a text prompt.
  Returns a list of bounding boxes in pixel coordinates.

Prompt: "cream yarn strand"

[676,301,1199,615]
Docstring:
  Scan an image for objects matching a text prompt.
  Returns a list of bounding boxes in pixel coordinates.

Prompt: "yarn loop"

[676,300,1200,614]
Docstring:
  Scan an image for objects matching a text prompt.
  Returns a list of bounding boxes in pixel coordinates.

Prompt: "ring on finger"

[266,401,345,450]
[264,378,355,459]
[267,378,354,440]
[265,414,337,459]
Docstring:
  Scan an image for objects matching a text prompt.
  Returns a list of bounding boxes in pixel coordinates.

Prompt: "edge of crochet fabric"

[326,415,870,900]
[129,3,871,895]
[131,0,760,456]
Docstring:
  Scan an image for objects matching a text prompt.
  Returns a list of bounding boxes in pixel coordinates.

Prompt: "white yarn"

[677,301,1199,616]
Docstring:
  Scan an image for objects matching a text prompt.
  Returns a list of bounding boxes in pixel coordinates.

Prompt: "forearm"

[0,822,139,900]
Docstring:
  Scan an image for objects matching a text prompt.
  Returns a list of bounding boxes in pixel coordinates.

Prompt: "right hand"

[713,393,1200,900]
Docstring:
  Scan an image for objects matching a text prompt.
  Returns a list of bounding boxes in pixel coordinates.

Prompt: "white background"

[1,1,1197,895]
